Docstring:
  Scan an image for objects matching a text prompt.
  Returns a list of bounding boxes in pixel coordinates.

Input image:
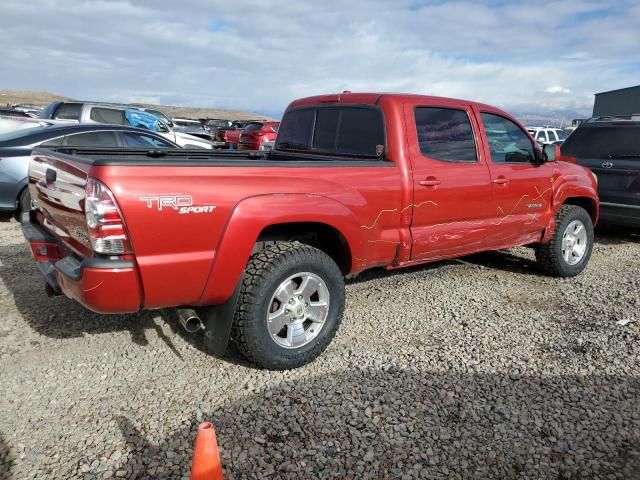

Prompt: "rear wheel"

[15,188,31,221]
[535,205,593,277]
[233,242,345,370]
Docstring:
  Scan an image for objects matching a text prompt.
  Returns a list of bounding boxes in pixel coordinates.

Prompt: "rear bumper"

[22,218,143,314]
[600,202,640,227]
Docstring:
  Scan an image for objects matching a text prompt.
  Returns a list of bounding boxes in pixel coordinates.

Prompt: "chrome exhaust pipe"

[177,308,204,333]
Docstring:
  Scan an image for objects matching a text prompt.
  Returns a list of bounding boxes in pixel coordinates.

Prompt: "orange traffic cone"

[190,422,224,480]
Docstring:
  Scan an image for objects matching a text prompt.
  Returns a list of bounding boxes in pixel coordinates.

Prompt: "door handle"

[419,177,441,187]
[493,177,509,185]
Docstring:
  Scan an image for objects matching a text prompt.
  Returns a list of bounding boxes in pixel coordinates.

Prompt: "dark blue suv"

[562,116,640,227]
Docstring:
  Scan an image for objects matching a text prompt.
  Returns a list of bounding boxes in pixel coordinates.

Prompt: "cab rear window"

[276,106,385,158]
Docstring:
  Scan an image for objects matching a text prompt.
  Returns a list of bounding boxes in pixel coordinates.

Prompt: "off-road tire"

[233,242,345,370]
[535,205,593,277]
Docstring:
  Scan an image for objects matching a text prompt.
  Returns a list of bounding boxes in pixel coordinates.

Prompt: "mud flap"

[202,280,242,356]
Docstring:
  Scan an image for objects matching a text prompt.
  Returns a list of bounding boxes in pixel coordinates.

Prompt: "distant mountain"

[513,109,591,128]
[0,89,270,121]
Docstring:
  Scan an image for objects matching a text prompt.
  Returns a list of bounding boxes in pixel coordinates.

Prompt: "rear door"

[477,111,555,239]
[561,124,640,208]
[405,101,495,261]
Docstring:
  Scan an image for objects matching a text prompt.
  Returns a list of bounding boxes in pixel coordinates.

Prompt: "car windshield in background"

[208,120,231,128]
[244,123,264,131]
[556,130,569,140]
[276,107,385,158]
[0,127,46,143]
[561,126,640,159]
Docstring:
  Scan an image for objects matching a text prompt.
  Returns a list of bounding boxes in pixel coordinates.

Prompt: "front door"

[477,111,555,243]
[405,102,494,262]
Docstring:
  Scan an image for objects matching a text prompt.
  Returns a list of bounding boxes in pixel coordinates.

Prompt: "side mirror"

[543,143,560,162]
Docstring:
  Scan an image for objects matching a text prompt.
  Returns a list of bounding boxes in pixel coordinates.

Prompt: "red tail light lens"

[85,178,132,255]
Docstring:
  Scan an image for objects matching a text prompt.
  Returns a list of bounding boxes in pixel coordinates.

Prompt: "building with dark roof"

[593,85,640,117]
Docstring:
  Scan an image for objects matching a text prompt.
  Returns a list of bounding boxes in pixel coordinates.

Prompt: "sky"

[1,0,639,118]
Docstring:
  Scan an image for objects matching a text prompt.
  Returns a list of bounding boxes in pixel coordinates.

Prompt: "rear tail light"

[85,178,132,255]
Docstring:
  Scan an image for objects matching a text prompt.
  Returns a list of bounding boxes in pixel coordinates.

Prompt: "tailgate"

[28,148,93,258]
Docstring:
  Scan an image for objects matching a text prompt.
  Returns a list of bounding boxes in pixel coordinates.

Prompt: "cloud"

[0,0,638,117]
[545,86,573,95]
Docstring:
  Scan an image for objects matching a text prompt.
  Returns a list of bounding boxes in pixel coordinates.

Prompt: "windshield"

[562,125,640,158]
[145,109,172,124]
[244,123,264,131]
[0,123,48,142]
[208,120,231,128]
[556,129,569,140]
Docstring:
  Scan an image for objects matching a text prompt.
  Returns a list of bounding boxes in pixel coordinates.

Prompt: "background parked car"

[238,121,279,150]
[0,108,33,119]
[527,126,569,145]
[10,104,42,117]
[221,120,256,149]
[172,118,214,141]
[40,101,216,149]
[0,124,179,220]
[560,115,640,227]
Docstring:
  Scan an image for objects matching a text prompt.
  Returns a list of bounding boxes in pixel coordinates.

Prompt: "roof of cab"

[287,92,509,116]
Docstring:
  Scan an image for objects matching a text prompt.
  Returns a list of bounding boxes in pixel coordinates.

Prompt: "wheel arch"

[256,222,353,274]
[198,194,361,305]
[563,196,598,224]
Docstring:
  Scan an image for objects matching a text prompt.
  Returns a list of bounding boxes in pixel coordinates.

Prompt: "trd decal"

[139,195,216,214]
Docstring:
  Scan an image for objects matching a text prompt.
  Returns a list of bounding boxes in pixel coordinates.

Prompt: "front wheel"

[535,205,594,277]
[233,242,345,370]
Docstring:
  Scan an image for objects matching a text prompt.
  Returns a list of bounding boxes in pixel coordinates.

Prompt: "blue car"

[0,124,179,219]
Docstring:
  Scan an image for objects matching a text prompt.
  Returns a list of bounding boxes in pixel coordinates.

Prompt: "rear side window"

[121,132,174,148]
[562,125,640,159]
[53,103,82,120]
[90,107,126,125]
[64,131,119,147]
[414,107,477,162]
[277,106,385,158]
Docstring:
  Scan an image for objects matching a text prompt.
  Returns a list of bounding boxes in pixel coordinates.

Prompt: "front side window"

[276,106,385,158]
[40,137,64,147]
[90,107,126,125]
[536,131,547,142]
[63,131,119,147]
[121,132,174,148]
[414,107,477,162]
[481,113,535,164]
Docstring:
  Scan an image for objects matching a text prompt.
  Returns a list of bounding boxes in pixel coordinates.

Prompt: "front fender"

[198,193,363,305]
[541,168,599,243]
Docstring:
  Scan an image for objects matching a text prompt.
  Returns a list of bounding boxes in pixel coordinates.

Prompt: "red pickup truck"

[22,92,598,369]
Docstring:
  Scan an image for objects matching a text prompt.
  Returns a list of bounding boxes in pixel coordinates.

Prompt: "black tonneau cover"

[31,147,391,167]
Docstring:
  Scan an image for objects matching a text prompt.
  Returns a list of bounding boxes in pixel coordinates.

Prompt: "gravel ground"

[0,219,639,479]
